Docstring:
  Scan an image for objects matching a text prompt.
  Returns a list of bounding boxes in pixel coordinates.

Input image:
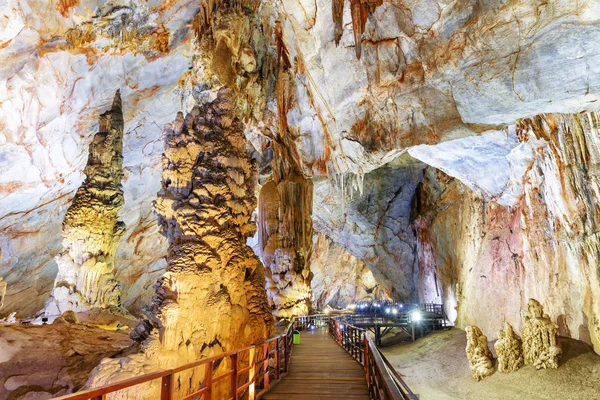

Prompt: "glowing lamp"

[412,311,422,322]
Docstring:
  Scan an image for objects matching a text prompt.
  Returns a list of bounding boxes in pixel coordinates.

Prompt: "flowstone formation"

[522,299,562,369]
[494,323,524,373]
[465,326,494,381]
[88,89,273,398]
[258,130,314,318]
[43,91,126,317]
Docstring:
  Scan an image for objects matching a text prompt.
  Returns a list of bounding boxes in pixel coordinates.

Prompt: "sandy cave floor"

[0,322,134,400]
[381,329,600,400]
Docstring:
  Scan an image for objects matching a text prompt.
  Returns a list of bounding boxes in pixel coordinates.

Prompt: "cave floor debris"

[262,328,370,399]
[0,323,134,399]
[382,328,600,400]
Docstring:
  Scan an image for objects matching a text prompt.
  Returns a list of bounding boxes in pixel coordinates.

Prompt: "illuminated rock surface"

[310,233,383,310]
[3,0,600,396]
[43,91,126,317]
[87,89,273,398]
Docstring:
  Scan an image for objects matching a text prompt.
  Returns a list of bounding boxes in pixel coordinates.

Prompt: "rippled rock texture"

[87,90,273,398]
[43,91,126,317]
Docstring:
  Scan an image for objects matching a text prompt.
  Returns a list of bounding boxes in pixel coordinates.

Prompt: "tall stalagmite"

[88,89,273,398]
[43,91,126,317]
[258,69,314,318]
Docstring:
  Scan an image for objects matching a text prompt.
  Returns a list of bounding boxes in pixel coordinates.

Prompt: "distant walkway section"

[262,328,370,399]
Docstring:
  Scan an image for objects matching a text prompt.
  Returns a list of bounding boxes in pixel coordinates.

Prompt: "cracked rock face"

[43,91,126,317]
[87,89,273,398]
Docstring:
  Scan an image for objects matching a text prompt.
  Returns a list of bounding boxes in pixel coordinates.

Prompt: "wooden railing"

[56,321,296,400]
[328,317,418,400]
[56,314,416,400]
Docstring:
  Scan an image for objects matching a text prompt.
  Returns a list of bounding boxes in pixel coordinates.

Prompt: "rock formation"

[43,91,126,317]
[522,299,562,370]
[465,326,494,381]
[257,65,314,318]
[258,129,314,318]
[88,89,273,398]
[0,278,6,311]
[310,233,384,310]
[494,323,524,373]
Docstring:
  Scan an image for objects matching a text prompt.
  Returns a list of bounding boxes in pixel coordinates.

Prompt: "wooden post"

[274,337,280,380]
[160,373,172,400]
[204,361,213,400]
[284,332,289,373]
[411,325,415,342]
[249,347,256,400]
[263,342,270,390]
[231,353,238,400]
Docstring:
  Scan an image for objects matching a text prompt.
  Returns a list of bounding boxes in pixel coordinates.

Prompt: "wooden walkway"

[262,328,370,399]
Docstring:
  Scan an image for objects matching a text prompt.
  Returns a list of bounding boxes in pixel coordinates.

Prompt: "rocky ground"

[382,329,600,400]
[0,322,134,399]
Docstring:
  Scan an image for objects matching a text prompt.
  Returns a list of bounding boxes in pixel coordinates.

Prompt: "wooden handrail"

[56,319,297,400]
[56,314,415,400]
[328,316,417,400]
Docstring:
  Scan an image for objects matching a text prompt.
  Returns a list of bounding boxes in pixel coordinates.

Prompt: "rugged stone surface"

[3,0,600,365]
[494,323,524,373]
[465,325,494,381]
[314,155,424,302]
[413,109,600,355]
[310,233,382,310]
[0,323,133,399]
[87,89,273,398]
[522,299,562,370]
[43,91,126,317]
[258,67,314,318]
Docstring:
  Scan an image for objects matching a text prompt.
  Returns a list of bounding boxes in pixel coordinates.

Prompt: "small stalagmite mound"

[522,298,562,369]
[465,325,495,381]
[494,322,524,373]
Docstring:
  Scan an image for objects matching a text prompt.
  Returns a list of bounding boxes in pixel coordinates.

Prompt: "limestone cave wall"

[311,233,384,310]
[413,111,600,354]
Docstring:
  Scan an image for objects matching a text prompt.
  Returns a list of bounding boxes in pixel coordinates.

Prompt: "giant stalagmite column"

[258,70,314,319]
[44,91,126,317]
[89,89,273,398]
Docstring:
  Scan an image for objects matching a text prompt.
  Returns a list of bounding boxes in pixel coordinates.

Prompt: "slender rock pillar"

[44,91,125,316]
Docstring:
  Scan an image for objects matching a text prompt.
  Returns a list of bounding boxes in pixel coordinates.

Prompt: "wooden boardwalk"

[262,328,370,399]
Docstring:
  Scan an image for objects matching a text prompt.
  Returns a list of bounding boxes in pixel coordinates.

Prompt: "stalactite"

[334,0,382,59]
[332,0,344,46]
[88,89,273,399]
[43,91,126,317]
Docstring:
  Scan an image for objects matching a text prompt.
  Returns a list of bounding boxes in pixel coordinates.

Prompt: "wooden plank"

[261,329,370,400]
